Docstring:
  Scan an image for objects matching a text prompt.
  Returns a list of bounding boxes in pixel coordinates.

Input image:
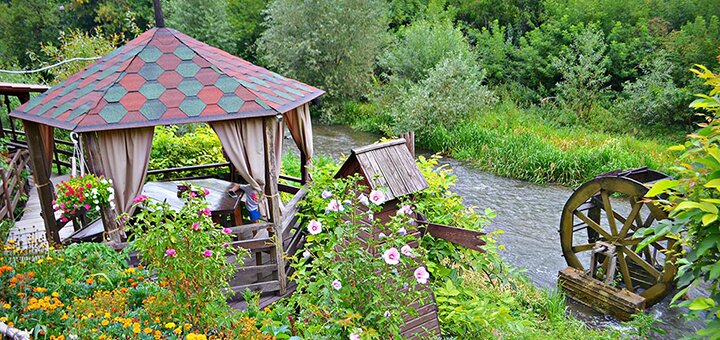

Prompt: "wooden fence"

[0,150,30,221]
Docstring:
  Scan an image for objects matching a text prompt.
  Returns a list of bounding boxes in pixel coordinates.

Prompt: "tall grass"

[418,100,678,187]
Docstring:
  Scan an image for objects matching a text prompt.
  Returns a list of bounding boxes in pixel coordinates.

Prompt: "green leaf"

[668,144,686,152]
[688,297,715,311]
[646,179,678,197]
[705,178,720,188]
[702,213,718,226]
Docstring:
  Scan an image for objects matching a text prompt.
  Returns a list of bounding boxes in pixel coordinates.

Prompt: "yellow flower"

[187,334,196,340]
[264,307,272,313]
[65,278,72,284]
[61,313,68,321]
[184,323,192,331]
[144,327,153,334]
[173,328,182,335]
[52,292,60,298]
[36,259,43,264]
[165,322,176,329]
[101,319,110,326]
[98,335,107,340]
[2,303,10,309]
[7,239,14,244]
[104,312,111,318]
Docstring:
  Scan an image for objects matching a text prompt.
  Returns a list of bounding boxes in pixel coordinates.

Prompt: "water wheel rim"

[560,176,676,306]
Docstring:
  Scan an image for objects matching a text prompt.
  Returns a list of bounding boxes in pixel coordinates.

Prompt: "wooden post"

[22,120,60,245]
[264,115,286,295]
[300,150,308,185]
[82,132,125,244]
[401,131,415,156]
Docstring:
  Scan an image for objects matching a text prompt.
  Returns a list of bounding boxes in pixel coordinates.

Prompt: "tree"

[227,0,269,62]
[0,0,61,67]
[164,0,234,51]
[257,0,390,115]
[552,25,610,120]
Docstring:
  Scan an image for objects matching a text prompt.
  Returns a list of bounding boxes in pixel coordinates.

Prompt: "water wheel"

[559,168,678,307]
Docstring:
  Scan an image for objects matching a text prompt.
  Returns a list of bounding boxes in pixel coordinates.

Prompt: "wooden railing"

[0,150,30,221]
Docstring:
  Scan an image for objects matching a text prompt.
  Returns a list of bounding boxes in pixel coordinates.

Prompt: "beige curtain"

[284,103,313,172]
[93,127,155,216]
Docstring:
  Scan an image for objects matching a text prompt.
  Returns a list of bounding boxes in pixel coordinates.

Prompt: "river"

[306,124,699,338]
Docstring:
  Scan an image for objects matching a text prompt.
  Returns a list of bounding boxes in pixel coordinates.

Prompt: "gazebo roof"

[9,27,324,132]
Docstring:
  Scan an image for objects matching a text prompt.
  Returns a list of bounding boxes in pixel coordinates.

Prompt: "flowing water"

[304,124,700,338]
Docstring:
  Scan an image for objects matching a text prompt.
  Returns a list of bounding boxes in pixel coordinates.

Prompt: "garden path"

[6,175,74,252]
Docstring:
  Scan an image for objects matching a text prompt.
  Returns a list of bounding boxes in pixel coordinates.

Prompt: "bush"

[378,18,474,83]
[148,125,226,180]
[382,55,495,137]
[618,53,690,127]
[552,25,611,120]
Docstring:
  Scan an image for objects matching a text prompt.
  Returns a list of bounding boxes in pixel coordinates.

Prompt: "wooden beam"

[300,150,308,185]
[264,115,286,295]
[82,132,125,244]
[22,120,59,244]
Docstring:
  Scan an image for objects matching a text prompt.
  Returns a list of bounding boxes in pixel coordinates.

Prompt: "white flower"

[95,206,100,211]
[109,201,116,210]
[368,213,374,221]
[382,248,400,265]
[378,232,386,239]
[369,190,386,205]
[100,179,108,185]
[91,188,98,195]
[93,200,99,204]
[396,204,412,216]
[358,193,369,206]
[326,199,344,212]
[307,220,322,235]
[349,333,360,340]
[321,190,332,199]
[302,250,311,259]
[84,193,89,197]
[398,227,407,236]
[401,245,416,258]
[331,279,342,290]
[414,266,430,284]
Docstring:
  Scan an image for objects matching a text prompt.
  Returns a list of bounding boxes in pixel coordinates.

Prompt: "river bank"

[344,100,682,187]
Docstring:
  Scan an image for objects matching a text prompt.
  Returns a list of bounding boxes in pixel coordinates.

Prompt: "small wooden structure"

[335,139,486,338]
[558,168,678,320]
[0,150,30,221]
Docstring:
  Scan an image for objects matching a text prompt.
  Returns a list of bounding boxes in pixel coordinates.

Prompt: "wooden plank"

[226,222,274,236]
[229,280,280,294]
[231,237,274,251]
[558,267,645,321]
[351,139,406,155]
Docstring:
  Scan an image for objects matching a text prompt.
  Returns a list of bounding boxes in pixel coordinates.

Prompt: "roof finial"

[153,0,165,28]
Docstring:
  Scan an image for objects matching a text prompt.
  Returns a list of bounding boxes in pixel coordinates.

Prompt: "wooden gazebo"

[9,2,322,295]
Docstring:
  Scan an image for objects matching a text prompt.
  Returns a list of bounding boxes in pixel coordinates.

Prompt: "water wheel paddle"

[560,168,678,307]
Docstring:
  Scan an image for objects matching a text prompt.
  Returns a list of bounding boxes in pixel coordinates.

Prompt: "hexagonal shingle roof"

[10,27,324,132]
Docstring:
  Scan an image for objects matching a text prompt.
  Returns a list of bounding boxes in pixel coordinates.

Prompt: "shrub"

[378,18,474,83]
[148,125,226,180]
[382,55,495,137]
[619,53,690,127]
[128,186,239,329]
[287,163,429,338]
[552,25,611,120]
[638,65,720,339]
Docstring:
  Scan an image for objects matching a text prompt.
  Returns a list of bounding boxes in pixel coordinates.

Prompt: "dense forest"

[2,0,720,186]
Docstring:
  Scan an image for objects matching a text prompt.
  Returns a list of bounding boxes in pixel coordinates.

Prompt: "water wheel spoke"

[600,190,619,235]
[642,213,655,228]
[574,210,613,240]
[622,247,661,280]
[616,251,634,292]
[572,243,595,253]
[618,201,642,238]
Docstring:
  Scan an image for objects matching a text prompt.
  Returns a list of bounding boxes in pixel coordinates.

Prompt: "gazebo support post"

[82,132,125,244]
[22,120,60,245]
[264,115,286,295]
[300,150,309,185]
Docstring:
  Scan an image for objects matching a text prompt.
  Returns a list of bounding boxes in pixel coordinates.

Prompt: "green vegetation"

[639,67,720,338]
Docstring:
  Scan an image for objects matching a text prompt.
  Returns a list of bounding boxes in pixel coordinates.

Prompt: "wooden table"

[142,178,244,226]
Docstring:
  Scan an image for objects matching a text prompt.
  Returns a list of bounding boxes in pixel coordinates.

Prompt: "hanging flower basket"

[53,174,115,223]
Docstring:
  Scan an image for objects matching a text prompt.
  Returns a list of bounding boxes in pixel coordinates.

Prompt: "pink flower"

[223,228,232,235]
[198,208,211,216]
[414,266,430,284]
[192,222,200,231]
[384,310,391,317]
[369,190,385,205]
[358,193,369,206]
[190,191,197,198]
[133,195,147,203]
[84,204,91,210]
[349,334,360,340]
[307,220,322,235]
[203,250,213,257]
[165,249,176,257]
[396,204,412,216]
[382,248,400,265]
[326,199,344,212]
[321,190,332,199]
[223,242,230,248]
[203,188,210,196]
[331,279,342,290]
[401,245,416,258]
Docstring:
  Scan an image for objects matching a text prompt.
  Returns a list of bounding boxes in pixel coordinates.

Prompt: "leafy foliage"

[148,125,225,180]
[552,25,610,120]
[257,0,390,115]
[165,0,234,51]
[638,65,720,338]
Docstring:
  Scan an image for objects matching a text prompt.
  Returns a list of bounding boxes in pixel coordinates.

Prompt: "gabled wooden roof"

[9,27,324,132]
[336,139,428,201]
